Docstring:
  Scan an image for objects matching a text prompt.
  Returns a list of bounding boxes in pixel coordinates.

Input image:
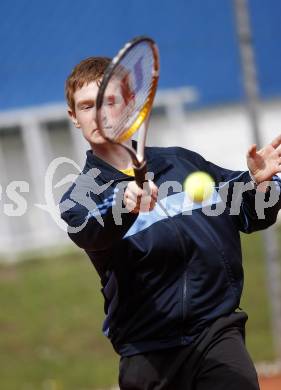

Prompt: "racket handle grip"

[134,160,147,188]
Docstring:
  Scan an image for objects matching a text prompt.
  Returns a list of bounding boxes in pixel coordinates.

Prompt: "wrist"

[249,171,270,193]
[249,170,258,188]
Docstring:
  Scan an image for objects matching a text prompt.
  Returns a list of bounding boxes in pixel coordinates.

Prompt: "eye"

[105,95,122,106]
[106,97,115,106]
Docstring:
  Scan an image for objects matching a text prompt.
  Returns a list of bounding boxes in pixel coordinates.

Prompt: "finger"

[142,180,156,194]
[271,134,281,149]
[146,181,159,199]
[132,185,144,198]
[125,198,139,213]
[126,183,143,198]
[139,199,154,212]
[149,198,157,211]
[141,182,151,197]
[247,144,257,158]
[124,188,139,204]
[275,144,281,156]
[271,162,281,175]
[276,158,281,169]
[124,193,142,213]
[145,186,158,203]
[150,191,158,204]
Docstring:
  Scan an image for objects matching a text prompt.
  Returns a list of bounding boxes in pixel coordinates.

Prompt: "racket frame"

[96,36,159,186]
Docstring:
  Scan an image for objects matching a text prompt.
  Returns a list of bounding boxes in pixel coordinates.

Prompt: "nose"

[97,107,109,130]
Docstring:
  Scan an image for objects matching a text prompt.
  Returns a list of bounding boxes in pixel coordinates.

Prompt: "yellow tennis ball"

[184,172,215,203]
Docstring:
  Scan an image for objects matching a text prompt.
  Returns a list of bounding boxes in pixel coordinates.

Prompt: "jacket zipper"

[182,265,188,340]
[220,249,240,303]
[162,211,188,340]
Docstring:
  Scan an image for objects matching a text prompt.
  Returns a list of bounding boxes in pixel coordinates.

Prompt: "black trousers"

[119,312,260,390]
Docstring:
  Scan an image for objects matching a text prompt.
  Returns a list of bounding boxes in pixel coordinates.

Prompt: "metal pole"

[234,0,281,359]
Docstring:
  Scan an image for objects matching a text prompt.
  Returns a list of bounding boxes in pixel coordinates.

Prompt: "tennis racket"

[96,36,159,188]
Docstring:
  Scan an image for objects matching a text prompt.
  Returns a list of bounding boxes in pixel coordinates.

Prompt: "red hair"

[65,57,111,112]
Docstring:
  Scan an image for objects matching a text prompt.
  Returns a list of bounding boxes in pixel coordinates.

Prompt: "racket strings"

[101,42,155,141]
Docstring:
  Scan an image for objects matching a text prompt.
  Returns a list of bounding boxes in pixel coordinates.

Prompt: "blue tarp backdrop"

[0,0,280,111]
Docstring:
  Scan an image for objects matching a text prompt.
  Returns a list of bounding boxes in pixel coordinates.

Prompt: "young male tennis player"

[61,56,281,390]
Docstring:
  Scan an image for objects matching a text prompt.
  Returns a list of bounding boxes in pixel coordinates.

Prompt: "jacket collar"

[84,145,172,183]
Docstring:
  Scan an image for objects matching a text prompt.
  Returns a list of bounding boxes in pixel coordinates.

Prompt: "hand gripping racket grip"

[134,160,147,188]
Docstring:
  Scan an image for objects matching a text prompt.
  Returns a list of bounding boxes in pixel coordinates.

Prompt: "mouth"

[91,128,107,140]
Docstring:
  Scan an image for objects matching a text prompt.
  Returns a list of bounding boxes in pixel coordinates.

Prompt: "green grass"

[240,230,277,361]
[0,228,280,389]
[0,251,118,390]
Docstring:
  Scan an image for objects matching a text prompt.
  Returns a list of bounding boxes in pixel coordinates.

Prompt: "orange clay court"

[259,375,281,390]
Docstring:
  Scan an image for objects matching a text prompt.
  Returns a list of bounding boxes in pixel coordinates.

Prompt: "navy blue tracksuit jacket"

[60,146,281,356]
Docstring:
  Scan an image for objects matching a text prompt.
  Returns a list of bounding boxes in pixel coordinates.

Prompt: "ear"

[68,108,81,128]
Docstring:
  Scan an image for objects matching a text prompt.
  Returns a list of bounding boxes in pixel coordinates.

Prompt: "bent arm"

[60,182,138,251]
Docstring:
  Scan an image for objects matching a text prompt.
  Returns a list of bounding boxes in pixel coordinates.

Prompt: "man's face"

[69,80,128,145]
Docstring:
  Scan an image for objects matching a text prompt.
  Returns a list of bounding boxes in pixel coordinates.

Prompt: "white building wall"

[149,99,281,171]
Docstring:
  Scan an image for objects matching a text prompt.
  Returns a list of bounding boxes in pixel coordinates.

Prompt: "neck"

[91,141,133,170]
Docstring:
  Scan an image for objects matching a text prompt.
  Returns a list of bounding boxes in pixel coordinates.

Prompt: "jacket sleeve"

[204,159,281,233]
[179,147,281,233]
[60,180,138,251]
